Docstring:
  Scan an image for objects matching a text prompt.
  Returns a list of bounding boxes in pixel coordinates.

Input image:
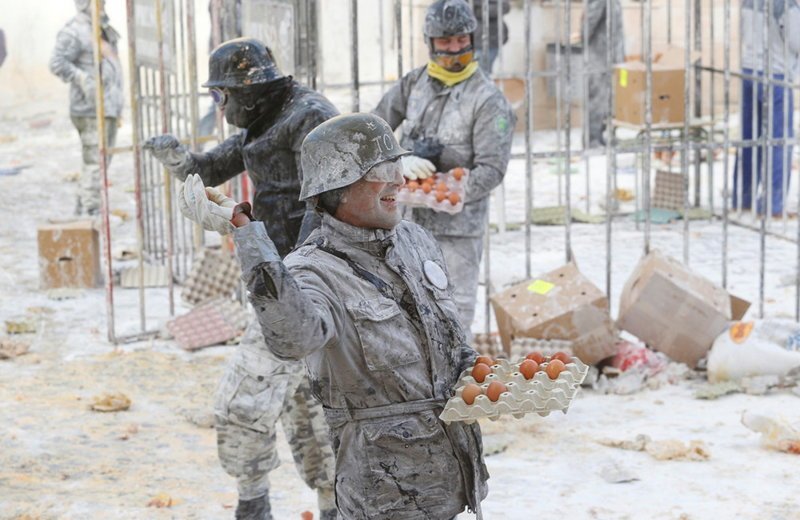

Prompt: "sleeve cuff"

[233,221,281,274]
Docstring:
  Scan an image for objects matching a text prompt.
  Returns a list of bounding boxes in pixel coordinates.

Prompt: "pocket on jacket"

[346,297,422,371]
[216,363,292,433]
[362,412,462,513]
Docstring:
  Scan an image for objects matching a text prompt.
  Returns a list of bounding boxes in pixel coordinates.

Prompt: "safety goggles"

[364,159,404,183]
[210,88,229,108]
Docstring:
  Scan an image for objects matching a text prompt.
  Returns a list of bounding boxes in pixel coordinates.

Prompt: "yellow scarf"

[426,61,479,87]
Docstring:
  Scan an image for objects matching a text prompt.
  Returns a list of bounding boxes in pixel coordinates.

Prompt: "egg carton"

[396,169,468,215]
[439,357,589,424]
[509,338,574,359]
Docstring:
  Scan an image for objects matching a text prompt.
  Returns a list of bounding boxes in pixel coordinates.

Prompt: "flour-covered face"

[335,160,405,230]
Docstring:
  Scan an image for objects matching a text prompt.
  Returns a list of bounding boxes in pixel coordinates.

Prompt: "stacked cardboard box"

[490,262,617,365]
[617,250,750,367]
[614,46,697,126]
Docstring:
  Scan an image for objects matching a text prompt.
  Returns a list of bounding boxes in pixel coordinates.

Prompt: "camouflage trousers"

[436,235,484,343]
[70,116,118,215]
[214,320,335,510]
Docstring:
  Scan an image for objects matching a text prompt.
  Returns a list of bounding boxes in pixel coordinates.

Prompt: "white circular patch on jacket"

[423,260,448,290]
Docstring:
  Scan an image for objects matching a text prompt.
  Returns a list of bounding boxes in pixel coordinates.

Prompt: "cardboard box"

[617,250,751,368]
[38,220,101,289]
[614,45,695,126]
[490,262,618,365]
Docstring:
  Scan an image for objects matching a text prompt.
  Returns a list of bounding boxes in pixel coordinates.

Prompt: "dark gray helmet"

[202,38,283,88]
[423,0,478,39]
[299,114,409,200]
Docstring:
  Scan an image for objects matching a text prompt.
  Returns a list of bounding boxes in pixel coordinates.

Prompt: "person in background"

[373,0,515,342]
[471,0,511,73]
[578,0,625,148]
[735,0,800,216]
[144,38,338,520]
[49,0,123,216]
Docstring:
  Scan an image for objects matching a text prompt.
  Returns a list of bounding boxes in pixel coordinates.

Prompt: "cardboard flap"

[730,294,752,321]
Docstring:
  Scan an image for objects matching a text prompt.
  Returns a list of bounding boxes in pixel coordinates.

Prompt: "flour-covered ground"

[1,100,798,520]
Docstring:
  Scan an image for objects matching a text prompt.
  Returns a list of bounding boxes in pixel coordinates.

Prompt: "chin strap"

[426,60,479,87]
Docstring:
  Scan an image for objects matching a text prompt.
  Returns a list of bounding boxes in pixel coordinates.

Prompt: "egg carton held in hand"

[439,356,589,424]
[396,168,468,215]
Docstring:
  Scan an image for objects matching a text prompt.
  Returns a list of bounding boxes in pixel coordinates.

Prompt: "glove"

[143,134,190,173]
[401,155,436,180]
[178,174,237,235]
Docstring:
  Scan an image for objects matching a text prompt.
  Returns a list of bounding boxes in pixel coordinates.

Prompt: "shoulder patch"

[495,115,510,134]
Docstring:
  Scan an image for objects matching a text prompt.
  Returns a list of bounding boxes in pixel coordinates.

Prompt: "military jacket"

[49,12,124,119]
[176,82,338,256]
[373,66,514,238]
[233,214,488,519]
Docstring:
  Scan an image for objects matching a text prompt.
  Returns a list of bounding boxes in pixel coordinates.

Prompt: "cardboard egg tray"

[396,169,468,215]
[439,357,589,424]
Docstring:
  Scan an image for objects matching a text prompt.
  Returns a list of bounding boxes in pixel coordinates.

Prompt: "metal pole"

[309,0,318,90]
[92,0,115,343]
[682,0,691,263]
[759,0,773,318]
[582,0,591,214]
[643,0,653,254]
[186,0,202,251]
[781,5,790,230]
[555,4,564,206]
[351,0,359,112]
[127,0,146,333]
[379,0,387,95]
[707,0,715,215]
[156,0,175,316]
[395,0,403,79]
[481,0,490,72]
[605,0,615,298]
[408,0,415,68]
[565,0,573,262]
[693,0,702,208]
[722,0,730,289]
[524,0,533,278]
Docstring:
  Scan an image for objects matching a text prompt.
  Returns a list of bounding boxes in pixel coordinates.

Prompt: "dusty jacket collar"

[321,213,396,254]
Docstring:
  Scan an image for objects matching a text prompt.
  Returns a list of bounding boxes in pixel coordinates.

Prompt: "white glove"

[178,174,237,235]
[401,155,436,180]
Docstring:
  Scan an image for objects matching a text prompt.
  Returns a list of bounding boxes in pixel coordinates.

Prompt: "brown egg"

[421,183,433,194]
[435,191,447,203]
[526,351,546,364]
[471,363,492,383]
[545,359,566,380]
[486,381,508,402]
[406,180,419,192]
[551,351,572,364]
[448,192,461,205]
[475,356,494,367]
[461,383,483,405]
[435,181,448,192]
[519,359,539,380]
[451,167,465,181]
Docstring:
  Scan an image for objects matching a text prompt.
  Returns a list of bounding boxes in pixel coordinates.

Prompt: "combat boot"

[235,494,272,520]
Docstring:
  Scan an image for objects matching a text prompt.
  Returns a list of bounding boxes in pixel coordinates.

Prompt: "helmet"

[423,0,478,39]
[299,114,409,200]
[202,38,283,88]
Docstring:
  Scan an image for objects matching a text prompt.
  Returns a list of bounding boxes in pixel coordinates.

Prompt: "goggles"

[210,88,229,108]
[364,160,404,183]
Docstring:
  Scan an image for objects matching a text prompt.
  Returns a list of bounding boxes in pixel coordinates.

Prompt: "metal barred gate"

[89,0,800,344]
